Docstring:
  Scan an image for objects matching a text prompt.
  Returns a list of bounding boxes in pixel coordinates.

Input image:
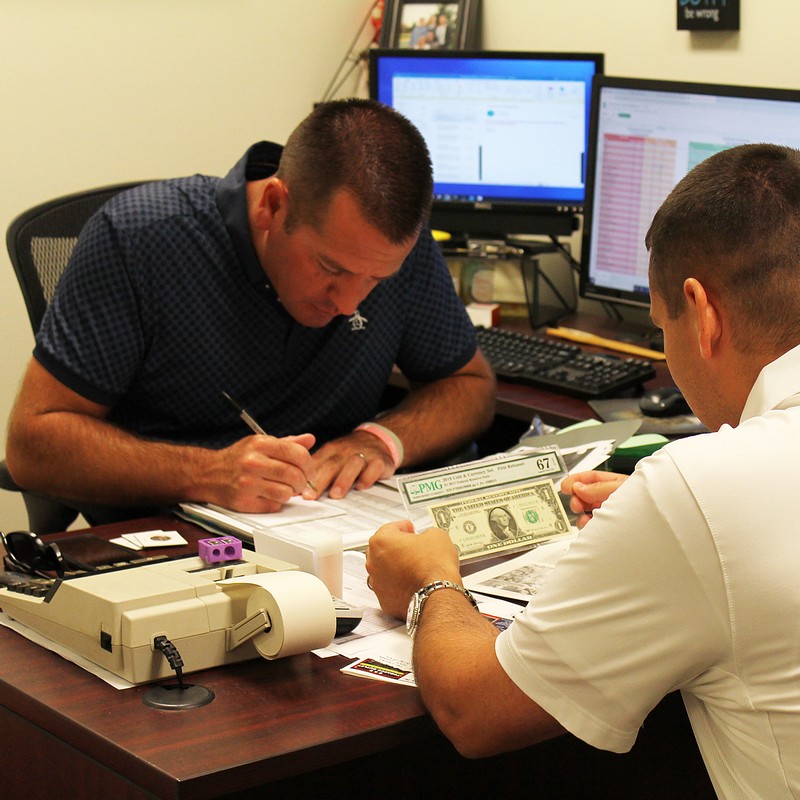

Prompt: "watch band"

[406,580,478,637]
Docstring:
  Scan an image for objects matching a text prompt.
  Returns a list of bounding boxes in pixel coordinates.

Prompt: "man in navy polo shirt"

[6,99,495,524]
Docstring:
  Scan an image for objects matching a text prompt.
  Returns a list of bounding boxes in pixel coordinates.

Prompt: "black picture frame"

[379,0,480,50]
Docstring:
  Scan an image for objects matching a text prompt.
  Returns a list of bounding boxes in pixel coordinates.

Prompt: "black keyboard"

[476,326,656,399]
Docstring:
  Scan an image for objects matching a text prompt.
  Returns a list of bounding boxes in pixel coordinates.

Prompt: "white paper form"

[181,484,424,552]
[204,496,343,530]
[292,484,429,550]
[463,532,578,603]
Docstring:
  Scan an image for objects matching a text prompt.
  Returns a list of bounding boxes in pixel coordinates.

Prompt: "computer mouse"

[639,386,692,417]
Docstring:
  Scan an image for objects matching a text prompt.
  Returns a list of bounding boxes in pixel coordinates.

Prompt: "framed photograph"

[379,0,481,50]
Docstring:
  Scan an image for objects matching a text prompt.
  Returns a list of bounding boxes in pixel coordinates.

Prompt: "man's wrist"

[405,580,478,637]
[355,422,404,469]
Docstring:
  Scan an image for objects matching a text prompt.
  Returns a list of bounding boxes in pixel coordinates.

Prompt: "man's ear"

[251,177,289,232]
[683,277,722,360]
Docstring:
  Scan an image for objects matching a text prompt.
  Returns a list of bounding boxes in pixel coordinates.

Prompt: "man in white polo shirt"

[367,142,800,799]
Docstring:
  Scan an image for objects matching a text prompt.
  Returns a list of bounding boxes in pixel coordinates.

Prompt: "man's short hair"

[646,143,800,354]
[276,98,433,244]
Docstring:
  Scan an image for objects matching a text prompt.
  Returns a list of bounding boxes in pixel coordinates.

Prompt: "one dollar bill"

[427,479,571,559]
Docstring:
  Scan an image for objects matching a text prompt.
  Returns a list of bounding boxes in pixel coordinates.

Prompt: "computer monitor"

[581,75,800,311]
[369,49,604,239]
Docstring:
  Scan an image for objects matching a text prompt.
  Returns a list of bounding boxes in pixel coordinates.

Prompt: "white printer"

[0,548,337,684]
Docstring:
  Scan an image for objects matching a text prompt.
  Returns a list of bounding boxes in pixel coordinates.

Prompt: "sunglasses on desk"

[1,530,65,578]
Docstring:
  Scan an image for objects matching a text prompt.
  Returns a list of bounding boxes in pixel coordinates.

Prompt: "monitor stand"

[440,234,581,330]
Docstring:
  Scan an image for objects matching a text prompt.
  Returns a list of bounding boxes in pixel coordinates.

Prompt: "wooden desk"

[0,517,713,800]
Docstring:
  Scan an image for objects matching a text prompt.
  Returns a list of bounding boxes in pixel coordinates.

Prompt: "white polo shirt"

[496,344,800,800]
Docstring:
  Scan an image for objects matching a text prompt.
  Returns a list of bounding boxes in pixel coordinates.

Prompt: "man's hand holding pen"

[210,431,318,513]
[222,391,401,509]
[221,392,318,511]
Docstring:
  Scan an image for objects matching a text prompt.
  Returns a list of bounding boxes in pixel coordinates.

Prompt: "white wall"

[2,0,799,529]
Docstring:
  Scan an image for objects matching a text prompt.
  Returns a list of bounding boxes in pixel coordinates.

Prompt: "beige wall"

[483,0,798,89]
[1,0,798,529]
[0,1,374,528]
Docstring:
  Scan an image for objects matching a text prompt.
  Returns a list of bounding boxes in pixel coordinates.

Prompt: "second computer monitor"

[581,75,800,311]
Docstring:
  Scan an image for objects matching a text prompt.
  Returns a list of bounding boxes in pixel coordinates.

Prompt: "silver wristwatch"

[405,580,478,638]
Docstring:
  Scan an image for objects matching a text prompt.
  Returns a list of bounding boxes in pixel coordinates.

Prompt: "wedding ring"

[366,575,373,590]
[356,452,367,468]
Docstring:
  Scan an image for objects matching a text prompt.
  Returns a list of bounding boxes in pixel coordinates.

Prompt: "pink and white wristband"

[355,422,404,470]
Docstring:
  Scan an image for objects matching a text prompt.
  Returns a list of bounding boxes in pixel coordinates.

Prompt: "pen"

[222,391,317,491]
[222,391,267,435]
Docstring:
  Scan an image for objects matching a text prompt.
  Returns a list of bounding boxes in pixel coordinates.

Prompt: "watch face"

[406,593,421,635]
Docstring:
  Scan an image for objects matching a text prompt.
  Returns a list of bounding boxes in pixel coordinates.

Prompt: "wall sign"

[677,0,740,31]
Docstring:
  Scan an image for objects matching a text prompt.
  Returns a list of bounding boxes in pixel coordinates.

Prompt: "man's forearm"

[375,361,496,467]
[412,590,564,758]
[412,591,507,756]
[7,409,214,508]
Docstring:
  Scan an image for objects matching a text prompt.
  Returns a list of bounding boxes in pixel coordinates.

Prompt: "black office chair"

[2,182,146,533]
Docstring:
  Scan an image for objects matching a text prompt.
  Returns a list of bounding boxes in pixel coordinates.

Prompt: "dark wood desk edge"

[0,633,437,800]
[184,715,439,800]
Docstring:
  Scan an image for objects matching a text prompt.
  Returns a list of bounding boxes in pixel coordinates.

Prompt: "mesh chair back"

[3,182,147,532]
[6,182,145,333]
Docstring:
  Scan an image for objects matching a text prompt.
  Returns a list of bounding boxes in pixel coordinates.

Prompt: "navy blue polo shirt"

[34,143,477,449]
